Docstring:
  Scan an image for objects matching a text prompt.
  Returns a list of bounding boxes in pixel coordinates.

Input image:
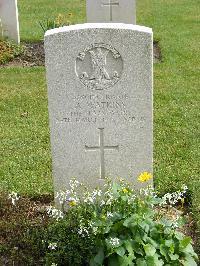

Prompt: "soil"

[1,41,162,68]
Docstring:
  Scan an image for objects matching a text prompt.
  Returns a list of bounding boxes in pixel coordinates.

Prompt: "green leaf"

[182,254,198,266]
[132,241,144,255]
[116,246,126,257]
[174,231,184,240]
[180,237,192,249]
[136,258,147,266]
[108,254,120,266]
[140,221,150,233]
[146,255,164,266]
[94,247,104,265]
[144,244,156,257]
[181,243,198,258]
[124,240,134,255]
[169,253,179,261]
[123,214,138,227]
[118,254,135,266]
[160,244,169,260]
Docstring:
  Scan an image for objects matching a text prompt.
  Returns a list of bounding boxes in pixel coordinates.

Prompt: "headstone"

[0,0,20,43]
[86,0,136,24]
[45,23,153,195]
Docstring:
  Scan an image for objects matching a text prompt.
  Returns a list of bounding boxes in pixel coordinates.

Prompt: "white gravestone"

[87,0,136,24]
[0,0,20,43]
[45,23,153,194]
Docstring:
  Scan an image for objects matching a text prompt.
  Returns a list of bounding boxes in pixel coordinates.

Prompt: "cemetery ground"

[0,0,199,264]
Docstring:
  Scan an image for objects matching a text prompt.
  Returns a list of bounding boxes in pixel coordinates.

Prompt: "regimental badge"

[75,43,123,90]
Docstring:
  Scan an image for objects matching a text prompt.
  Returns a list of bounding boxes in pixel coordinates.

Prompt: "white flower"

[46,206,64,220]
[51,263,57,266]
[92,189,102,197]
[100,200,105,206]
[182,185,188,192]
[55,190,70,205]
[78,226,90,237]
[8,192,20,205]
[48,242,57,250]
[92,227,98,235]
[109,237,120,247]
[69,179,79,191]
[107,212,113,218]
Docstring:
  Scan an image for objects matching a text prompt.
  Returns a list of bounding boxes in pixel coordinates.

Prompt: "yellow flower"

[69,200,77,207]
[122,188,128,194]
[138,172,153,183]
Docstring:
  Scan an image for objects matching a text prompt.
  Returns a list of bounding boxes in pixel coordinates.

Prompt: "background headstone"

[0,0,20,43]
[45,23,153,194]
[87,0,136,24]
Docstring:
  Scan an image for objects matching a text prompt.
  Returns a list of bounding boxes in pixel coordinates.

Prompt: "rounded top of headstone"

[45,23,152,37]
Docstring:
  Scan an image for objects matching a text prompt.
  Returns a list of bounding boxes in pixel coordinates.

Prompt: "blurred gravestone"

[0,0,20,43]
[86,0,136,24]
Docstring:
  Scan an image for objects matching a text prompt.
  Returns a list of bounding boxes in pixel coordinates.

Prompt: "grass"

[0,68,52,196]
[18,0,86,41]
[0,0,200,255]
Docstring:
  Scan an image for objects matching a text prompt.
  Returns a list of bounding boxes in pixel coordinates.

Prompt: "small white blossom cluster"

[55,190,70,205]
[51,263,57,266]
[8,191,20,205]
[78,226,90,237]
[107,212,113,218]
[69,179,80,192]
[48,242,58,250]
[108,237,120,247]
[104,190,114,205]
[160,185,188,206]
[88,221,98,235]
[77,219,91,237]
[46,206,64,220]
[140,185,156,197]
[83,189,102,204]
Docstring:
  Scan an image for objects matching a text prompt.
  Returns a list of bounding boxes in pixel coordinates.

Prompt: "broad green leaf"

[180,237,192,249]
[132,241,144,255]
[144,244,156,256]
[118,254,136,266]
[116,246,126,257]
[146,255,164,266]
[136,258,147,266]
[124,240,134,255]
[181,243,198,259]
[182,254,198,266]
[94,247,104,265]
[123,215,139,227]
[160,244,169,260]
[169,253,179,261]
[174,231,184,240]
[108,254,120,266]
[140,221,150,233]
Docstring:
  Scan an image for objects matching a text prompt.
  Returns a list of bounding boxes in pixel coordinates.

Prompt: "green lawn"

[0,0,199,253]
[18,0,86,41]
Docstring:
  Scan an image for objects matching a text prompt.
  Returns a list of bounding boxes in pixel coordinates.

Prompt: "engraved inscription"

[85,128,119,179]
[59,93,146,127]
[76,43,123,91]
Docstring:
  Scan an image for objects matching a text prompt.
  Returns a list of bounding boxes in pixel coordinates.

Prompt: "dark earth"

[1,41,162,67]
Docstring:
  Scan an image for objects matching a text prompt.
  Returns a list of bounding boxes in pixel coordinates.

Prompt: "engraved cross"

[85,128,119,179]
[102,0,119,21]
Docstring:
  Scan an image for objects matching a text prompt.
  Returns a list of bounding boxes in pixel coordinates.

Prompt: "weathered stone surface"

[0,0,20,43]
[45,23,153,193]
[86,0,136,24]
